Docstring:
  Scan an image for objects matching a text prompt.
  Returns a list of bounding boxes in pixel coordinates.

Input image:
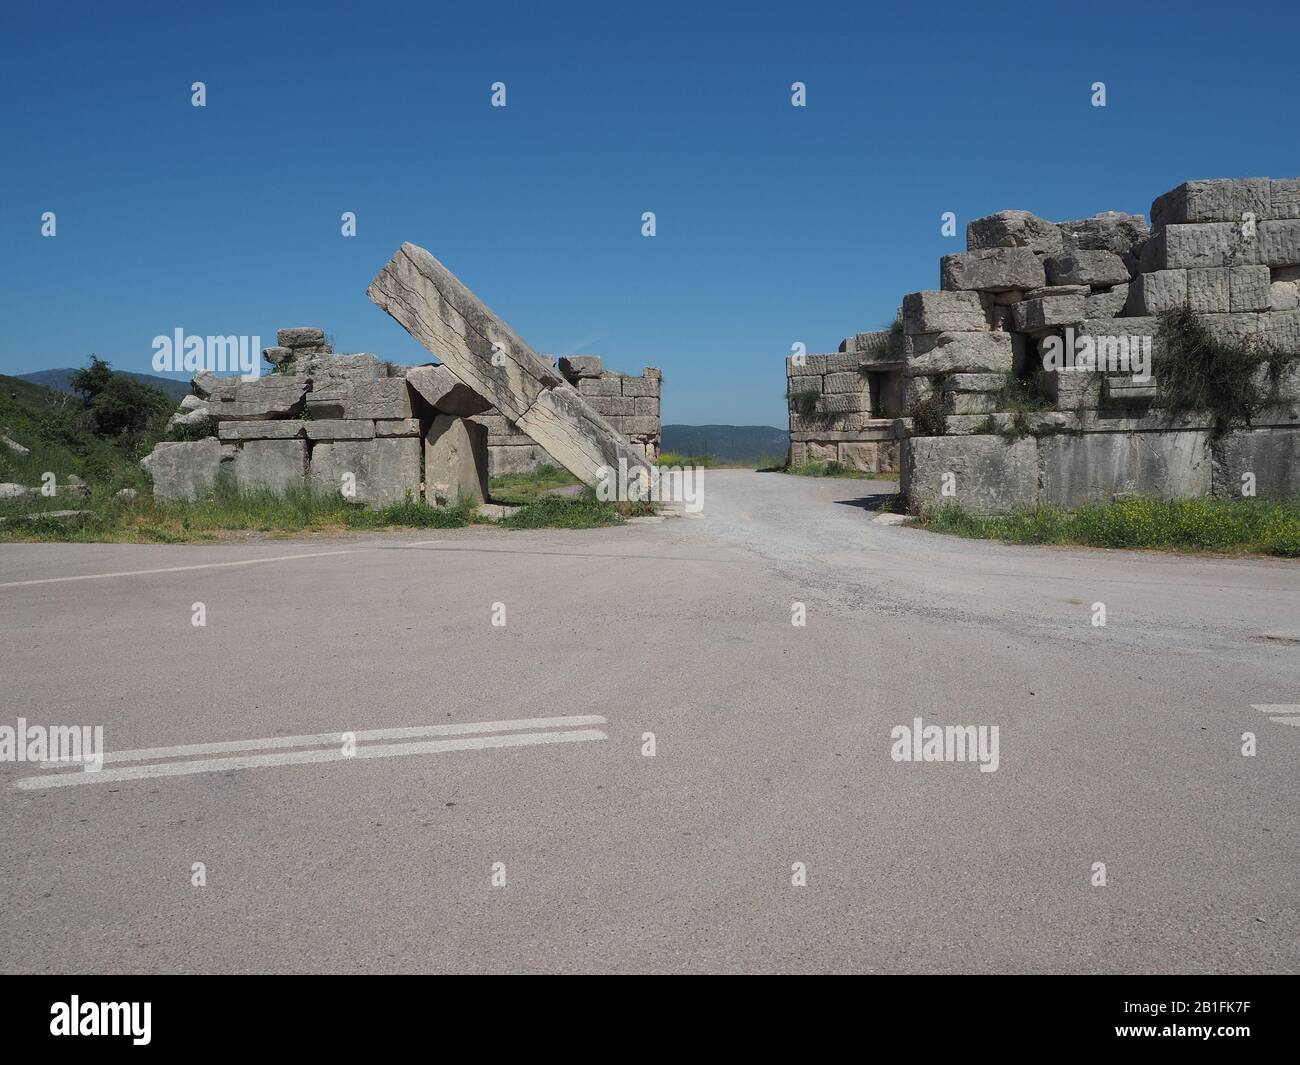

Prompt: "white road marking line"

[37,715,608,769]
[1251,704,1300,726]
[14,729,606,789]
[0,550,356,589]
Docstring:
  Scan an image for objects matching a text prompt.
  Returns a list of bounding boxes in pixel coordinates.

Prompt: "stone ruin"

[141,244,662,505]
[788,177,1300,513]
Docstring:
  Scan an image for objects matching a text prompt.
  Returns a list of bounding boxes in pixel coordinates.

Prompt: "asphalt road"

[1,470,1297,973]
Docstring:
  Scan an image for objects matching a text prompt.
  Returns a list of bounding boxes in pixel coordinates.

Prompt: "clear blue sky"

[1,0,1296,426]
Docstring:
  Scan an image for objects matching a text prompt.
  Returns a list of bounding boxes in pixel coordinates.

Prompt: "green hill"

[661,424,789,464]
[18,367,192,402]
[0,369,171,498]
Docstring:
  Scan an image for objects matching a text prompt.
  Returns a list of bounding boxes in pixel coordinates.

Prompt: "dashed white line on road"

[0,550,357,589]
[15,728,607,789]
[37,715,608,769]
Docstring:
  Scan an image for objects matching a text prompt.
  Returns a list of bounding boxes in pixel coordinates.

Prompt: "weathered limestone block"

[262,346,293,367]
[966,211,1063,255]
[424,415,489,504]
[1212,429,1300,498]
[947,373,1006,392]
[1258,220,1300,267]
[1185,268,1229,313]
[309,438,420,505]
[852,330,900,362]
[368,243,650,486]
[824,371,868,394]
[191,371,237,402]
[1151,179,1271,228]
[944,392,999,415]
[1271,281,1299,311]
[488,444,554,477]
[304,420,375,441]
[786,352,862,376]
[1102,377,1158,405]
[605,415,659,436]
[816,393,870,415]
[902,435,1038,515]
[1085,283,1130,318]
[179,394,209,413]
[940,247,1046,292]
[300,352,383,384]
[586,396,638,415]
[232,439,307,494]
[558,356,604,379]
[906,331,1014,376]
[1058,212,1150,259]
[206,376,307,421]
[622,374,662,397]
[347,380,415,419]
[166,408,212,432]
[791,412,879,433]
[576,376,623,396]
[278,327,328,349]
[837,441,880,472]
[405,364,493,417]
[904,377,935,411]
[1045,249,1130,288]
[902,290,990,334]
[1040,369,1102,410]
[140,438,222,502]
[1127,269,1187,315]
[941,412,1078,436]
[375,418,421,437]
[1269,180,1300,220]
[1039,431,1211,506]
[217,421,306,441]
[1259,309,1300,352]
[1012,292,1086,331]
[1230,266,1273,311]
[1142,223,1259,271]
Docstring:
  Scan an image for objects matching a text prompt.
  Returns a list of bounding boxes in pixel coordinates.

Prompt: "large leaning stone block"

[1038,431,1211,506]
[140,438,222,502]
[940,247,1046,293]
[902,435,1038,515]
[309,438,420,506]
[232,439,307,495]
[424,414,489,504]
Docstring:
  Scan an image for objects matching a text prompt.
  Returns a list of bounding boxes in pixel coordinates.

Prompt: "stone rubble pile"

[787,177,1300,512]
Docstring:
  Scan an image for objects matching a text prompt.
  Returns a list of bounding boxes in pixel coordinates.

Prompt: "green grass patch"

[786,460,897,481]
[916,497,1300,558]
[498,486,646,529]
[487,463,582,504]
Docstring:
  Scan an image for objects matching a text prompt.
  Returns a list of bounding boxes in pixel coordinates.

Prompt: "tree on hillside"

[71,355,172,438]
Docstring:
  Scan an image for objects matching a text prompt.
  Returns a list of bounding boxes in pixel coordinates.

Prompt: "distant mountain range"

[17,368,191,403]
[661,424,788,463]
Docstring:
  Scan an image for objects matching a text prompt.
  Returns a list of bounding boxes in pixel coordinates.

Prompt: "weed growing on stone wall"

[911,392,947,436]
[1155,306,1299,440]
[791,390,820,419]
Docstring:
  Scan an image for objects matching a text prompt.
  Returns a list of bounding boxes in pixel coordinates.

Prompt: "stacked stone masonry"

[788,178,1300,511]
[142,329,661,503]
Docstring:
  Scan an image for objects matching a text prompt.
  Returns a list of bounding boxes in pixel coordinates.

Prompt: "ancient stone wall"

[471,356,661,476]
[790,177,1300,512]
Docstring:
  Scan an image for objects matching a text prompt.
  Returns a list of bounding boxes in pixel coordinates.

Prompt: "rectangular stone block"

[374,418,420,437]
[1270,180,1300,220]
[304,419,375,441]
[1128,269,1188,315]
[140,438,222,502]
[1151,179,1271,228]
[630,396,659,416]
[425,414,489,504]
[943,392,999,415]
[577,376,623,396]
[346,380,415,419]
[558,355,603,379]
[207,376,307,421]
[1213,428,1300,498]
[1259,309,1300,353]
[232,438,307,495]
[1258,220,1300,267]
[1271,281,1300,311]
[1185,268,1229,313]
[823,371,868,394]
[1012,292,1086,331]
[1038,431,1210,506]
[816,393,871,415]
[907,331,1014,376]
[607,415,659,436]
[1084,283,1129,318]
[1230,265,1272,312]
[940,248,1046,292]
[1045,249,1130,289]
[1142,223,1251,270]
[309,437,420,506]
[947,373,1006,392]
[621,374,660,398]
[902,290,990,334]
[278,327,327,348]
[586,396,638,416]
[902,435,1039,515]
[217,421,305,441]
